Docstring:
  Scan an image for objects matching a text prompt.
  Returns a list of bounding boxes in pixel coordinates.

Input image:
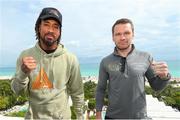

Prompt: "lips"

[118,42,127,45]
[46,36,53,40]
[45,34,54,40]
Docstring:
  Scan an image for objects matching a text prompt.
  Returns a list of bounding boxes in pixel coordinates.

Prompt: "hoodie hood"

[35,42,66,57]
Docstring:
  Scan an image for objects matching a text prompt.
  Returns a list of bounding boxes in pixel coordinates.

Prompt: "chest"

[106,57,150,78]
[28,55,72,89]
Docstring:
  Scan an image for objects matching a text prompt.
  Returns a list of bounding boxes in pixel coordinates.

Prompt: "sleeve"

[11,53,29,95]
[67,55,84,119]
[95,59,108,111]
[145,55,171,91]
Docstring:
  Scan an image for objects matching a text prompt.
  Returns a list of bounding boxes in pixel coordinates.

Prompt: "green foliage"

[89,115,96,119]
[158,85,175,96]
[145,86,154,95]
[0,80,14,96]
[7,111,26,117]
[0,80,28,110]
[84,81,97,100]
[0,96,9,110]
[170,80,178,84]
[88,99,96,110]
[16,95,28,105]
[84,81,109,108]
[163,96,176,106]
[70,106,77,119]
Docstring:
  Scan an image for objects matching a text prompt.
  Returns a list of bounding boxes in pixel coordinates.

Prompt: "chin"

[117,45,130,50]
[43,39,57,46]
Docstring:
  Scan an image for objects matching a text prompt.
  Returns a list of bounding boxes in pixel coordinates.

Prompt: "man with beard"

[11,7,84,119]
[95,18,171,119]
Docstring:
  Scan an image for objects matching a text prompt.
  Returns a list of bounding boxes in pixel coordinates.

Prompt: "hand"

[151,61,169,79]
[21,57,36,74]
[96,111,102,120]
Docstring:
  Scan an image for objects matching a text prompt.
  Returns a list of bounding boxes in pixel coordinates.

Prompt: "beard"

[41,33,58,47]
[43,38,57,46]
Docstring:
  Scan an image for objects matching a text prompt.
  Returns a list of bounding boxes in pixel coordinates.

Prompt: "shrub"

[0,96,9,110]
[89,115,96,119]
[0,80,28,110]
[88,99,96,110]
[145,86,153,95]
[84,81,97,100]
[7,111,26,117]
[0,80,14,96]
[163,96,176,106]
[71,106,77,119]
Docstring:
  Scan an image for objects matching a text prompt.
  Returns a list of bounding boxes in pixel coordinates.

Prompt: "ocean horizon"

[0,60,180,77]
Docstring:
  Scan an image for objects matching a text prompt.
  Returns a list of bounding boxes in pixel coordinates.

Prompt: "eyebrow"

[43,20,59,26]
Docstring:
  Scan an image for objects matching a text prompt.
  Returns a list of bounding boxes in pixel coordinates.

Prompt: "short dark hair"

[112,18,134,34]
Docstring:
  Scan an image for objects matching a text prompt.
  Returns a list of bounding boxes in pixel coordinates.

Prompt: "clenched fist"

[151,61,169,79]
[21,57,37,74]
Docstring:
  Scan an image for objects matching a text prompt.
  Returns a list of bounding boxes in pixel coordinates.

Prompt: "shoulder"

[134,49,152,58]
[100,53,114,65]
[65,50,77,59]
[18,46,36,58]
[133,49,153,62]
[63,49,79,64]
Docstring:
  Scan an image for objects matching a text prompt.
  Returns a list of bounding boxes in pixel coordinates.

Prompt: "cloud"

[0,0,180,67]
[64,40,80,48]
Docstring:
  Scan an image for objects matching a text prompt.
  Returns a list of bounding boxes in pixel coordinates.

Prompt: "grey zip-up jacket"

[96,45,170,119]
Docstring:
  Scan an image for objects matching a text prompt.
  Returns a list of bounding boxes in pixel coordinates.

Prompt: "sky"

[0,0,180,67]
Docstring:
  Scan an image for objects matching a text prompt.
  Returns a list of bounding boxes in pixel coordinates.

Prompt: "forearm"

[95,87,106,111]
[70,88,84,118]
[69,75,84,118]
[11,69,29,95]
[148,75,170,91]
[68,55,85,118]
[96,60,108,111]
[71,93,84,119]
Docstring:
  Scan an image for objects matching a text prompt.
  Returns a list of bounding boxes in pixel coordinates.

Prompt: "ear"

[58,29,62,37]
[112,38,115,42]
[112,34,115,42]
[132,32,134,37]
[38,25,41,32]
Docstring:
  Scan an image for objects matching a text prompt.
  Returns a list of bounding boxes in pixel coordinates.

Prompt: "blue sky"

[0,0,180,67]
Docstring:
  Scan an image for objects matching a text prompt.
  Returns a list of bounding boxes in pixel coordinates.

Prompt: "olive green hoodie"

[11,43,84,119]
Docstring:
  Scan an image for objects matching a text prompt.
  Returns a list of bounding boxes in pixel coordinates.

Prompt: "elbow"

[11,82,19,95]
[11,80,23,95]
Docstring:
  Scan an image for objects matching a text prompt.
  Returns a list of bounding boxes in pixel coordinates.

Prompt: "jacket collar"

[113,44,135,57]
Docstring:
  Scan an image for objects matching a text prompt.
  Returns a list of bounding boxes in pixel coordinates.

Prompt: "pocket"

[29,100,71,119]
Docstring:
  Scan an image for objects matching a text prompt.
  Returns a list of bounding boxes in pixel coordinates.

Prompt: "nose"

[48,26,54,33]
[119,34,126,40]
